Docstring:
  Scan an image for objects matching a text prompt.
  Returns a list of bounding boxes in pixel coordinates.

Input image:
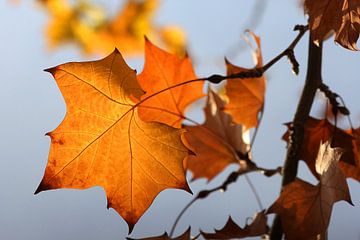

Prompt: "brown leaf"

[201,211,269,239]
[184,89,249,181]
[304,0,360,50]
[137,38,204,128]
[339,128,360,181]
[127,227,191,240]
[224,32,266,130]
[268,142,352,240]
[35,49,191,232]
[282,116,355,178]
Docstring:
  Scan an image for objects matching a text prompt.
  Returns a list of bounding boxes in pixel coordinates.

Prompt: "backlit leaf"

[224,32,266,130]
[184,89,249,181]
[35,49,191,232]
[282,117,355,179]
[304,0,360,50]
[137,38,204,128]
[268,142,352,240]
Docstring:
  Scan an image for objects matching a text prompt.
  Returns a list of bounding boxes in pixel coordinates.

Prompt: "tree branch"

[205,25,308,84]
[269,33,323,240]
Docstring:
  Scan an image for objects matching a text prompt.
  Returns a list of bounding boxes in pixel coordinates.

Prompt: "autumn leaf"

[282,116,355,178]
[94,0,158,56]
[304,0,360,50]
[268,142,352,240]
[127,227,191,240]
[35,49,192,232]
[42,0,105,53]
[224,32,266,130]
[201,211,269,239]
[184,89,249,181]
[137,38,204,128]
[339,128,360,181]
[38,0,186,56]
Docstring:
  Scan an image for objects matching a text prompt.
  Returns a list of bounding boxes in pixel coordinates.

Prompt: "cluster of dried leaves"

[34,0,360,239]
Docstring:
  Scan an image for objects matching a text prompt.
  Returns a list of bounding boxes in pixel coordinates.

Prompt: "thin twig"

[250,105,264,149]
[203,25,308,84]
[169,198,197,237]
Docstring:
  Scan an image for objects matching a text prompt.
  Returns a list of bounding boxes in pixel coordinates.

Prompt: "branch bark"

[269,33,323,239]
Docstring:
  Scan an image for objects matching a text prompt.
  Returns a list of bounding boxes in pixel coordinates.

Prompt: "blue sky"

[1,0,359,239]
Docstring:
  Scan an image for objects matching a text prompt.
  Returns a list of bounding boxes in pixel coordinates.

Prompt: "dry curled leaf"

[184,89,249,181]
[201,211,269,239]
[35,49,192,232]
[127,227,191,240]
[137,38,204,128]
[268,142,352,240]
[224,32,266,130]
[304,0,360,50]
[282,116,355,178]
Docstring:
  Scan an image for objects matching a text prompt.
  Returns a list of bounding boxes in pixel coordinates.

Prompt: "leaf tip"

[127,223,135,235]
[34,180,49,195]
[113,47,121,54]
[34,185,42,195]
[224,57,231,65]
[144,35,152,45]
[44,67,57,74]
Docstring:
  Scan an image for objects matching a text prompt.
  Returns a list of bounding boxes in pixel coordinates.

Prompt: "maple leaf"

[184,89,249,181]
[282,116,355,178]
[224,32,266,130]
[268,142,352,240]
[35,49,192,232]
[339,128,360,181]
[137,38,204,128]
[304,0,360,50]
[201,211,269,239]
[127,227,191,240]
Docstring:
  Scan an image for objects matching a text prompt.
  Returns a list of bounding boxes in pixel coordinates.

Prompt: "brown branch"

[205,25,308,84]
[269,33,323,240]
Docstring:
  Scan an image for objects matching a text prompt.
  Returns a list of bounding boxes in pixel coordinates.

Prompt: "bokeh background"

[1,0,360,239]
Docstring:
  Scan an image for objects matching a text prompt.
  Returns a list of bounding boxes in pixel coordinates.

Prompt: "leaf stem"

[244,174,264,210]
[269,32,323,240]
[169,198,197,237]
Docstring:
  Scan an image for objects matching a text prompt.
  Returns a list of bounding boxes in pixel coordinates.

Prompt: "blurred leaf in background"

[30,0,186,56]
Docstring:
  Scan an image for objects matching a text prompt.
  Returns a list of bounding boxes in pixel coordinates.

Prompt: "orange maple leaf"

[268,142,352,240]
[201,211,269,239]
[304,0,360,50]
[282,116,355,178]
[35,49,191,232]
[224,32,266,130]
[137,38,204,128]
[184,89,249,181]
